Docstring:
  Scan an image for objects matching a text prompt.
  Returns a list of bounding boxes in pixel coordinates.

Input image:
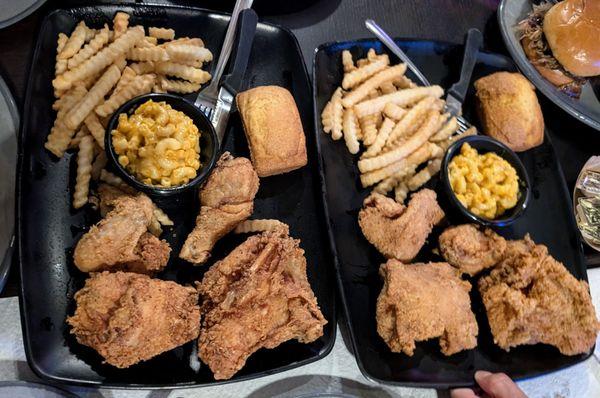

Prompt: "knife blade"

[212,9,258,144]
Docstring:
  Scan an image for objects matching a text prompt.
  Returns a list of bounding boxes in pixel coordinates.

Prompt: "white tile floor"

[1,269,599,397]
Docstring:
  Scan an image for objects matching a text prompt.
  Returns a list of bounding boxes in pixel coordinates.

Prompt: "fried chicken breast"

[67,272,200,368]
[180,152,259,265]
[197,231,326,380]
[73,195,170,274]
[439,224,507,276]
[376,260,478,356]
[359,189,444,261]
[479,235,600,355]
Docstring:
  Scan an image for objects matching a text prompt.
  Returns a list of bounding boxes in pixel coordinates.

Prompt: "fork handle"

[365,19,430,86]
[197,0,252,98]
[223,9,258,96]
[447,28,483,104]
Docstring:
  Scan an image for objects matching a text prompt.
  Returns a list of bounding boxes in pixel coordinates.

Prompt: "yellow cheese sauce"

[112,100,201,187]
[448,143,519,219]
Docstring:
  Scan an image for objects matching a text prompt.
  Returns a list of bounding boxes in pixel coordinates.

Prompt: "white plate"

[0,0,47,30]
[0,74,18,292]
[498,0,600,131]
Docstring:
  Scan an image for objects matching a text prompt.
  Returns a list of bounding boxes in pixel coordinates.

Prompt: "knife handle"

[447,28,483,104]
[222,9,258,96]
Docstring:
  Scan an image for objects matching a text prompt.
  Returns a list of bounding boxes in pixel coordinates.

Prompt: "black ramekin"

[105,93,219,197]
[440,135,530,227]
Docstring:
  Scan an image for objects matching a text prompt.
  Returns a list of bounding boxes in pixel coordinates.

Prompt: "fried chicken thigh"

[376,260,478,356]
[479,236,600,355]
[74,195,170,274]
[197,231,326,380]
[67,272,200,368]
[180,152,259,265]
[439,224,507,276]
[359,189,444,261]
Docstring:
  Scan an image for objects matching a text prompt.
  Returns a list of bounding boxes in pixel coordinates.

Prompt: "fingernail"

[474,370,492,382]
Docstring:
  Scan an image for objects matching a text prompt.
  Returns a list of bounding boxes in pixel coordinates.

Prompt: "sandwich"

[517,0,600,98]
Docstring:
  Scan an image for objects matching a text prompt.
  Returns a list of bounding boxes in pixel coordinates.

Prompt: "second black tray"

[313,39,589,388]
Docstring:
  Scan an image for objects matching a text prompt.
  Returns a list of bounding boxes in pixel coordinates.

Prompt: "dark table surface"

[2,0,600,299]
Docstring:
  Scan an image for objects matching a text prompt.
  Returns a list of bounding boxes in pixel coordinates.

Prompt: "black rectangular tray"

[17,4,335,388]
[313,39,589,388]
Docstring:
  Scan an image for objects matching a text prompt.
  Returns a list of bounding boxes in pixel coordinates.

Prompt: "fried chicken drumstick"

[67,271,200,368]
[359,188,444,261]
[479,236,600,355]
[376,260,478,356]
[197,231,327,380]
[74,194,170,274]
[180,152,259,265]
[439,224,507,276]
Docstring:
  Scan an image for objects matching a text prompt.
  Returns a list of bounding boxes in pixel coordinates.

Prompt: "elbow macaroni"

[448,143,519,219]
[111,99,201,187]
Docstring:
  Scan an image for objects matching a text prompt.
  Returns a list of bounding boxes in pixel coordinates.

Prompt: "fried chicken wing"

[359,189,444,261]
[180,152,259,265]
[67,271,200,368]
[97,183,167,237]
[125,232,171,274]
[439,224,507,276]
[97,183,131,217]
[479,235,600,355]
[376,260,478,356]
[74,195,170,274]
[197,231,326,380]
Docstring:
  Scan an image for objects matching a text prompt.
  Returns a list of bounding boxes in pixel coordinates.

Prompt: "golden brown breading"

[97,183,133,217]
[439,224,507,276]
[180,152,259,265]
[67,272,200,368]
[479,235,600,355]
[125,232,171,274]
[74,195,149,268]
[73,194,170,274]
[376,260,478,356]
[197,232,326,380]
[358,189,444,261]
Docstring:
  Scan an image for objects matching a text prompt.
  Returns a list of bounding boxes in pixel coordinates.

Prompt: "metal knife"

[445,28,483,117]
[212,9,258,145]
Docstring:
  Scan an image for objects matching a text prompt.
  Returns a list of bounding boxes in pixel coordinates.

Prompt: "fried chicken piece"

[97,183,130,217]
[73,195,170,274]
[358,189,445,261]
[67,271,200,368]
[180,152,259,265]
[376,260,478,356]
[197,231,326,380]
[125,233,171,274]
[97,183,167,237]
[439,224,507,276]
[479,235,600,355]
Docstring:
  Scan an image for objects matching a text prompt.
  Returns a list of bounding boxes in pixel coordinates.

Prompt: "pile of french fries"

[46,11,213,209]
[321,49,476,203]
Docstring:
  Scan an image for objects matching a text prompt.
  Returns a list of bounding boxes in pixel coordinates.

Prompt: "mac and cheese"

[111,99,201,187]
[448,143,519,219]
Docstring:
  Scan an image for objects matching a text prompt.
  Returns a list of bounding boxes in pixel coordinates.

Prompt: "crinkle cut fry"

[52,26,144,91]
[63,64,122,130]
[359,143,433,187]
[358,109,443,173]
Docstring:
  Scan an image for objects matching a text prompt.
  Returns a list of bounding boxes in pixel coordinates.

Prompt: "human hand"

[450,371,527,398]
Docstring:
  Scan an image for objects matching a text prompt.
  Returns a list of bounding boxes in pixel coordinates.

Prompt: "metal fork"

[365,19,481,133]
[195,0,253,120]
